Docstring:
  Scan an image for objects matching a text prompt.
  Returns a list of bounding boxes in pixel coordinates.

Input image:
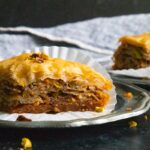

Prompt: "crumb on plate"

[95,107,104,112]
[16,115,32,122]
[123,92,133,99]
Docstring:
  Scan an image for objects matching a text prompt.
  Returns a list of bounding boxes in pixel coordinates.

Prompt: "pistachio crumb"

[129,121,137,128]
[95,107,104,112]
[144,115,148,121]
[21,137,32,149]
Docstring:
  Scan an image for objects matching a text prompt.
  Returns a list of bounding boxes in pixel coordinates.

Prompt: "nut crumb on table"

[144,115,148,121]
[126,107,132,112]
[21,137,32,149]
[129,121,137,128]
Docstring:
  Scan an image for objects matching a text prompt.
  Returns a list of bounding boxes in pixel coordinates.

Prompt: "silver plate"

[110,74,150,87]
[0,81,149,128]
[0,46,149,128]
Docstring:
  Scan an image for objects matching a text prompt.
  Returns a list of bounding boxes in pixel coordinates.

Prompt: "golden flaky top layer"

[119,33,150,51]
[0,53,112,89]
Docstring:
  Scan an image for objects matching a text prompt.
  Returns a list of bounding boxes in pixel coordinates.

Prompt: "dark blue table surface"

[0,111,150,150]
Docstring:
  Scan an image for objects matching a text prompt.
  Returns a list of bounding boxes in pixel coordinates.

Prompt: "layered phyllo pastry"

[113,33,150,69]
[0,53,112,113]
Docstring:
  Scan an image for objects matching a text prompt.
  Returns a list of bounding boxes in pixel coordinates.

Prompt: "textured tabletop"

[0,112,150,150]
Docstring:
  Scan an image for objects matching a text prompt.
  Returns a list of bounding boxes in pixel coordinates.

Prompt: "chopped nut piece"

[54,107,60,113]
[123,92,133,99]
[30,53,39,58]
[126,107,132,112]
[129,121,137,128]
[71,98,76,103]
[95,107,104,112]
[16,115,32,122]
[33,101,41,106]
[36,59,44,63]
[29,53,47,63]
[144,115,148,121]
[21,137,32,149]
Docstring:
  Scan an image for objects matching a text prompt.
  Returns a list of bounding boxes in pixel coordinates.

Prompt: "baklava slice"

[0,53,112,113]
[113,33,150,69]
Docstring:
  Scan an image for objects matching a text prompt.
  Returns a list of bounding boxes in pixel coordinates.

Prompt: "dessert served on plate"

[113,33,150,70]
[0,53,112,113]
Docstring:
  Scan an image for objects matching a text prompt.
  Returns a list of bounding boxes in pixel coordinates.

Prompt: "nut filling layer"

[0,78,109,113]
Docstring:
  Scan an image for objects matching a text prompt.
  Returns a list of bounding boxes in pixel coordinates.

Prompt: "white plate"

[0,46,116,123]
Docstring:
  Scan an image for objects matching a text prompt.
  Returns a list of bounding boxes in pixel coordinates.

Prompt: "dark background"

[0,0,150,150]
[0,0,150,27]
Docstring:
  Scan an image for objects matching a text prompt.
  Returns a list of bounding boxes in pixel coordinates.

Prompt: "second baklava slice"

[113,33,150,69]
